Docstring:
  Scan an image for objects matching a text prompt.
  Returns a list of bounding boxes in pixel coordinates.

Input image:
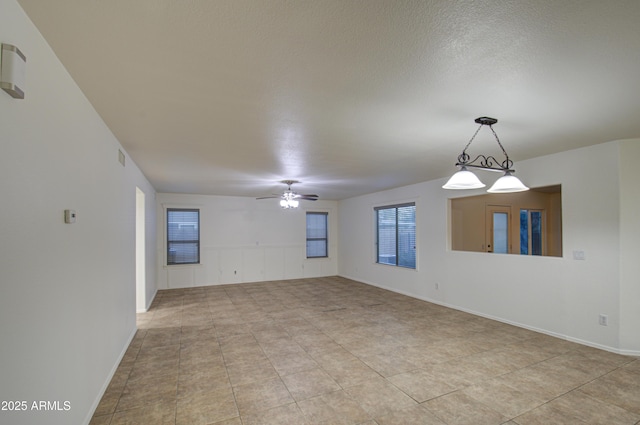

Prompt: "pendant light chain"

[488,124,513,170]
[459,124,484,163]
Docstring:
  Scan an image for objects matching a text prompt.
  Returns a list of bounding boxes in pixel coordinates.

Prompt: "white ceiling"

[17,0,640,200]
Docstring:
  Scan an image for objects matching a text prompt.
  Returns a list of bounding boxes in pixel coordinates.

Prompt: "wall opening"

[450,185,562,257]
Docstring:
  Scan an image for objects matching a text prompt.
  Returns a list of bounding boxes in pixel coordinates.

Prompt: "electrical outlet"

[599,314,608,326]
[435,282,439,290]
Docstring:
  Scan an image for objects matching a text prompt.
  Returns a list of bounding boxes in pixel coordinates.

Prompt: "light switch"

[572,250,585,260]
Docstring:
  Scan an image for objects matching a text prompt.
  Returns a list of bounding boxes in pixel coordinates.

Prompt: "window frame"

[375,202,416,269]
[166,208,200,265]
[306,211,328,258]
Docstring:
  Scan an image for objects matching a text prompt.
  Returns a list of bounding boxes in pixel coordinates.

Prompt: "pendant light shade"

[443,117,529,193]
[487,171,529,193]
[442,166,486,189]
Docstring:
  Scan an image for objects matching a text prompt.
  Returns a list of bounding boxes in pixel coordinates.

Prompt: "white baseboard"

[137,289,158,313]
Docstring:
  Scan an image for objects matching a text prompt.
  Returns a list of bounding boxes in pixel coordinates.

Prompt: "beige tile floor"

[91,276,640,425]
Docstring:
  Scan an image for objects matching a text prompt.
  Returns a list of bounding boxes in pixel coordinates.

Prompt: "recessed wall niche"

[449,185,562,257]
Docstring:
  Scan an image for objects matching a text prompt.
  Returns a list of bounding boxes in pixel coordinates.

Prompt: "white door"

[486,205,511,254]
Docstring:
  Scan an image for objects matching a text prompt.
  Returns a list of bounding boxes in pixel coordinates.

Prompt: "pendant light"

[442,166,486,190]
[443,117,528,193]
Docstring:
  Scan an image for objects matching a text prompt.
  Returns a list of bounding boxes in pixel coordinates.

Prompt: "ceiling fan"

[256,180,318,208]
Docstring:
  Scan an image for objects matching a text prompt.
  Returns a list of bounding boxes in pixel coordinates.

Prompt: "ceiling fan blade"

[258,181,318,202]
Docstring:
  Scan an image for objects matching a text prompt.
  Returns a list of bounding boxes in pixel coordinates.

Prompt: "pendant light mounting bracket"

[474,117,497,126]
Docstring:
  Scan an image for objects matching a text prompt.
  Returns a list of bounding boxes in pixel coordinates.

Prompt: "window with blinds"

[375,203,416,269]
[167,208,200,265]
[306,212,328,258]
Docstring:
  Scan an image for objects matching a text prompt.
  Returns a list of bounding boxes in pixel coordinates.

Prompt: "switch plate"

[599,314,608,326]
[573,250,586,260]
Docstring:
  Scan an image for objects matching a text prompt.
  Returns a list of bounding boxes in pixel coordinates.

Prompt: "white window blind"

[167,209,200,265]
[375,203,416,268]
[306,212,328,258]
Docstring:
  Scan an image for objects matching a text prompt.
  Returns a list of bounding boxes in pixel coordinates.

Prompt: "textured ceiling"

[17,0,640,200]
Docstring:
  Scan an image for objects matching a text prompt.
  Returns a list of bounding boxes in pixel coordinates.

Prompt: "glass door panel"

[493,212,509,253]
[486,205,511,254]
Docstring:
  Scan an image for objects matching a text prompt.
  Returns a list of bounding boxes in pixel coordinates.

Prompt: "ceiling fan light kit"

[257,180,318,209]
[280,198,299,209]
[443,117,529,193]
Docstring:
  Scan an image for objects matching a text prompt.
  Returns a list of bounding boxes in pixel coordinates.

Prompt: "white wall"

[339,140,639,355]
[156,193,338,288]
[618,140,640,354]
[0,1,157,424]
[136,187,158,312]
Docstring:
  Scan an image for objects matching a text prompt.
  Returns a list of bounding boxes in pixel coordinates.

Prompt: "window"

[375,203,416,268]
[306,212,328,258]
[167,208,200,265]
[493,212,509,253]
[520,209,544,255]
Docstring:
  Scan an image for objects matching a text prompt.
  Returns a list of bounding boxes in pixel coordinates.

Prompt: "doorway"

[486,205,511,253]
